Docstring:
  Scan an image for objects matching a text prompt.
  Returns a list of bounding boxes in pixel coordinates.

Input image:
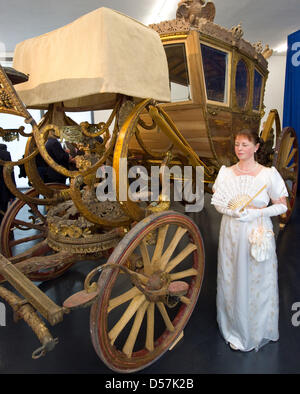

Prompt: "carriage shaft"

[0,254,64,326]
[0,285,58,357]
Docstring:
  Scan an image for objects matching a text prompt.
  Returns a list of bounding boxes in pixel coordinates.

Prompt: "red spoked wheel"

[273,127,299,226]
[0,185,74,281]
[90,210,205,373]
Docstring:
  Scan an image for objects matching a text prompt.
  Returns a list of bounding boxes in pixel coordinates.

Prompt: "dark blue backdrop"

[283,29,300,190]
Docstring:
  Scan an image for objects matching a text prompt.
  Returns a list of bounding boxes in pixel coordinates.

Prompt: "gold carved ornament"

[32,97,121,181]
[69,175,131,228]
[3,164,67,206]
[0,64,30,118]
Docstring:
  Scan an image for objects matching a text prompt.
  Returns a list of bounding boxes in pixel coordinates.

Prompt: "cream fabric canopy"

[13,7,170,110]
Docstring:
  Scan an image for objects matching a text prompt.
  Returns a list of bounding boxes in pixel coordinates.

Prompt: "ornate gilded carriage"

[0,2,298,373]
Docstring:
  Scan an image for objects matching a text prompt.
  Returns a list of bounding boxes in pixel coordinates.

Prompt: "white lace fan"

[211,175,267,212]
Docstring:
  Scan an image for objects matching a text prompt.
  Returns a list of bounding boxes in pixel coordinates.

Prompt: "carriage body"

[130,19,269,170]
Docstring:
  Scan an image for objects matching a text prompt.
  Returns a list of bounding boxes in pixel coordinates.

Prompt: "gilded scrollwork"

[149,19,190,36]
[2,164,64,205]
[0,89,13,109]
[32,99,121,183]
[262,44,273,59]
[230,23,244,44]
[0,64,30,118]
[46,200,124,253]
[253,41,263,54]
[150,10,267,69]
[60,125,85,143]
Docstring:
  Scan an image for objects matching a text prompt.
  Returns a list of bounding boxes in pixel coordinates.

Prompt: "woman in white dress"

[212,129,288,351]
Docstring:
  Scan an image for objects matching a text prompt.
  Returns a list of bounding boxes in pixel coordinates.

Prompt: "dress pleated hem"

[221,330,279,352]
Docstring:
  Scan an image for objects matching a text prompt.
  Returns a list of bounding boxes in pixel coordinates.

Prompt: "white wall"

[93,110,113,124]
[261,54,287,128]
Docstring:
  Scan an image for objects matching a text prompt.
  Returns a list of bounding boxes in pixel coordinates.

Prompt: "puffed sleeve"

[268,167,288,200]
[212,165,226,193]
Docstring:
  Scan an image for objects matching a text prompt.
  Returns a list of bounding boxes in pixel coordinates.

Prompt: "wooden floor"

[0,193,300,375]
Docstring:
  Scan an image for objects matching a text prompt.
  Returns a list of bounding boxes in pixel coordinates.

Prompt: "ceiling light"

[274,42,288,53]
[143,0,178,25]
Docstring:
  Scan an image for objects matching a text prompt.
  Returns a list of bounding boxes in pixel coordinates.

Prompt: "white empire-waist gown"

[212,165,288,351]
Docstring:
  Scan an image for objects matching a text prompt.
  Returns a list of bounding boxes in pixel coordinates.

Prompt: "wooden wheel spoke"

[151,224,169,272]
[115,263,148,285]
[286,192,293,211]
[285,147,297,167]
[108,294,146,346]
[286,136,295,156]
[279,168,297,184]
[108,286,142,313]
[285,196,292,211]
[274,128,298,225]
[27,203,46,223]
[146,302,155,351]
[12,218,44,231]
[139,239,152,276]
[170,268,198,281]
[9,233,45,247]
[156,302,175,332]
[0,184,73,282]
[122,300,149,358]
[165,243,197,273]
[128,268,148,285]
[284,168,297,177]
[285,183,293,198]
[160,227,187,271]
[180,296,191,305]
[9,240,49,264]
[91,210,205,372]
[280,137,294,164]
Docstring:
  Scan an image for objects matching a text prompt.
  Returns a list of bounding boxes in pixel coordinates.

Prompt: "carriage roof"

[149,4,271,113]
[12,7,171,110]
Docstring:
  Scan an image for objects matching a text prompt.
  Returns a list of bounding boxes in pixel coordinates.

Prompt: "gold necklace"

[236,161,258,173]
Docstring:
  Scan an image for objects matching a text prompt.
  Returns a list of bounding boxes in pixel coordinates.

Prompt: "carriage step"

[63,289,99,310]
[0,254,64,326]
[168,281,189,297]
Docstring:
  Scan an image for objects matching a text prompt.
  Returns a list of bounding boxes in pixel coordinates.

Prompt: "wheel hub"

[143,271,171,302]
[146,270,168,291]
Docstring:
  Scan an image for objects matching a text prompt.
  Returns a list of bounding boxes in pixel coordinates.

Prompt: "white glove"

[261,203,287,217]
[237,203,287,222]
[214,205,242,218]
[237,209,261,222]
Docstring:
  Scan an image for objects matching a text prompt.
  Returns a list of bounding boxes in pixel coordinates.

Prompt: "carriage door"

[160,32,215,159]
[200,41,232,164]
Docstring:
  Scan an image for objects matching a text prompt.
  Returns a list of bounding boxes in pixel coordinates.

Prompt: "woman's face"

[234,135,259,161]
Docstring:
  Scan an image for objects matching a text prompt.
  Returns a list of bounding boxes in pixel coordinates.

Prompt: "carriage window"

[164,43,191,102]
[235,59,249,109]
[200,44,229,103]
[253,69,263,111]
